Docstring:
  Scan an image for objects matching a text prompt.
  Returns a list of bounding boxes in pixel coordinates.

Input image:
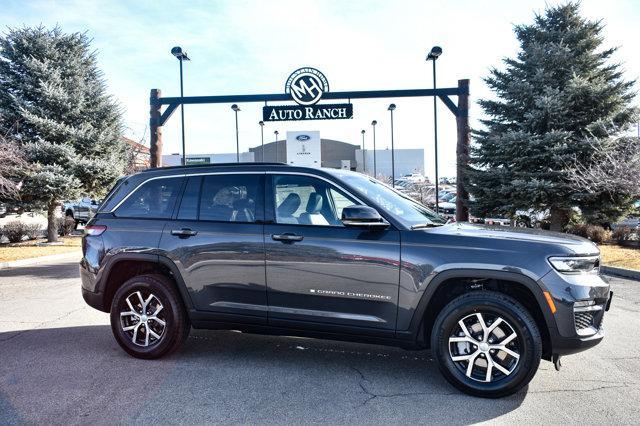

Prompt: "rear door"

[159,173,267,322]
[264,173,400,332]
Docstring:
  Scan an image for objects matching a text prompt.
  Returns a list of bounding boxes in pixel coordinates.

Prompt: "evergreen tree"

[0,26,125,241]
[469,2,637,231]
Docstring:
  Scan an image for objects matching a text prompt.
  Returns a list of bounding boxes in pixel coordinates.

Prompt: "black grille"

[574,311,595,330]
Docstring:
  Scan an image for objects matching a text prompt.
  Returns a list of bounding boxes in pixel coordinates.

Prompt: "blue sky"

[2,0,638,178]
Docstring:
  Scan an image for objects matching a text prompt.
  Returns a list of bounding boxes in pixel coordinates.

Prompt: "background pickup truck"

[63,197,99,226]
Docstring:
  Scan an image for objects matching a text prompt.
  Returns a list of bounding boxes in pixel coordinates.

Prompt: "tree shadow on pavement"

[0,326,527,424]
[0,260,80,281]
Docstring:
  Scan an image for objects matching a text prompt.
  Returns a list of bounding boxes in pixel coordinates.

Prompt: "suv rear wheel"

[110,274,190,359]
[431,291,541,398]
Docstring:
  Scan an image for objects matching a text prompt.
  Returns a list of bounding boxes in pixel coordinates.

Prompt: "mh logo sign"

[264,67,353,122]
[285,68,329,106]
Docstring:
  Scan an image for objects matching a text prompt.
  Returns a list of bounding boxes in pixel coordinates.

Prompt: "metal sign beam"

[153,86,465,106]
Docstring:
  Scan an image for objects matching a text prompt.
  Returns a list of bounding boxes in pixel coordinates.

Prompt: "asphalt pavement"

[1,257,639,425]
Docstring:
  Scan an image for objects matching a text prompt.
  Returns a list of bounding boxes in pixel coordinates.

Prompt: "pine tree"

[0,26,126,241]
[469,2,637,231]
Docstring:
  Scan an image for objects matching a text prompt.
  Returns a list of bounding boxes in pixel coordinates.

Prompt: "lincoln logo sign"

[263,67,353,122]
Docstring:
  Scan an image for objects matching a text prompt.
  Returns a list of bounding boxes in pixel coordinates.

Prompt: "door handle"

[171,228,198,238]
[271,233,304,242]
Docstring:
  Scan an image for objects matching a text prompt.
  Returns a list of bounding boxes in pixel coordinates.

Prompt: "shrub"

[56,216,76,236]
[24,223,43,240]
[566,224,612,244]
[2,220,27,243]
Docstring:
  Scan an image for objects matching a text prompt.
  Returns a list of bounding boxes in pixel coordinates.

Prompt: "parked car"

[611,216,639,231]
[80,163,611,398]
[63,197,99,226]
[474,216,511,226]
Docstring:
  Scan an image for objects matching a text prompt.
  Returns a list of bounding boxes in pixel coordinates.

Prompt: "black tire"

[110,274,190,359]
[431,291,541,398]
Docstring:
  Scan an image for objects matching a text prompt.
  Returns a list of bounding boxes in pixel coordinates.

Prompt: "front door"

[159,173,267,322]
[264,174,400,331]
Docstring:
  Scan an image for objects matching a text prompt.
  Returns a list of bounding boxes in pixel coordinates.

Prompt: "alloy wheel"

[448,312,520,383]
[119,291,166,347]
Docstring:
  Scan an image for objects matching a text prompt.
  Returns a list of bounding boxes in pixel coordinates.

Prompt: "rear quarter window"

[115,177,184,219]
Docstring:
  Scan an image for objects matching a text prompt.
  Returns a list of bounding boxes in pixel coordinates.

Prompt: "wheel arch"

[406,269,555,360]
[99,253,194,313]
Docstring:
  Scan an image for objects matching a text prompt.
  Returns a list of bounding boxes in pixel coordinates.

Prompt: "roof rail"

[139,162,288,173]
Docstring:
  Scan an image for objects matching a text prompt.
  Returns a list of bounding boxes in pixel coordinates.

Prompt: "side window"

[199,174,264,223]
[177,176,202,220]
[116,177,183,219]
[273,175,357,226]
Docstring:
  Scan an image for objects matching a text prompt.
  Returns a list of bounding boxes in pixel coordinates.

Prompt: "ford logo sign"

[296,135,311,141]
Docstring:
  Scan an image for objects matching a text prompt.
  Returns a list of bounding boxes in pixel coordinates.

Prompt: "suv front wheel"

[431,291,542,398]
[110,274,190,359]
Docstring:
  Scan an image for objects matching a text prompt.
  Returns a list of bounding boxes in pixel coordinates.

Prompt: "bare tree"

[568,136,640,198]
[123,125,150,174]
[0,135,27,200]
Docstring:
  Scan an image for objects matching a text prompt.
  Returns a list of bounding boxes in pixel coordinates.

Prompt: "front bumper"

[548,327,606,356]
[540,269,611,356]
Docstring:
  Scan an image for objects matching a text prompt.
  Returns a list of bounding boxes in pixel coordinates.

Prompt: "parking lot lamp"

[274,130,279,162]
[388,104,396,187]
[231,104,241,162]
[426,45,442,212]
[361,130,366,173]
[171,46,190,165]
[258,121,265,162]
[371,120,378,178]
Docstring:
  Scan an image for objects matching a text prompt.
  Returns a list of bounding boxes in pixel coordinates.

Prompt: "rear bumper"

[82,287,106,312]
[80,256,108,312]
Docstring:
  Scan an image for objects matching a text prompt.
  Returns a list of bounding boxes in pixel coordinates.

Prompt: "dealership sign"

[286,131,321,167]
[262,67,353,122]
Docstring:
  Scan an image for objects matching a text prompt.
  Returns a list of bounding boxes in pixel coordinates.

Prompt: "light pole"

[426,45,442,213]
[361,129,366,173]
[258,121,265,162]
[171,46,190,165]
[371,120,378,178]
[274,130,279,162]
[388,104,396,187]
[231,104,241,162]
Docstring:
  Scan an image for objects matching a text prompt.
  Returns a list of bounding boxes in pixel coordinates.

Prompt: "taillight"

[84,225,107,236]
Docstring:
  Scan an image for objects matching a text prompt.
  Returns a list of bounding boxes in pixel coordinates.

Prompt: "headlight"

[548,256,600,274]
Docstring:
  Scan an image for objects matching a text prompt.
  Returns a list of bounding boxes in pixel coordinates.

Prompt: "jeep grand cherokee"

[80,163,611,398]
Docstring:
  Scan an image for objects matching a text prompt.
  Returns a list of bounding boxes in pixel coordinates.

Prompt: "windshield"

[328,170,447,228]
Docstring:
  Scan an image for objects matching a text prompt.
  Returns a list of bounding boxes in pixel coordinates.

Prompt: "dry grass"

[0,236,81,263]
[599,244,640,271]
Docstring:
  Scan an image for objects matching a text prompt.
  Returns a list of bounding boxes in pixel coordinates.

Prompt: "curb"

[601,265,640,281]
[0,251,81,270]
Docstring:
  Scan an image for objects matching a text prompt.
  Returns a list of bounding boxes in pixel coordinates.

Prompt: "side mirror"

[341,205,389,229]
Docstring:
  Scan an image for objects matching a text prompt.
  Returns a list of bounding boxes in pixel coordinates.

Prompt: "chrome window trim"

[106,170,369,215]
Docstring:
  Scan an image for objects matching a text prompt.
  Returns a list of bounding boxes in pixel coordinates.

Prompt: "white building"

[354,148,425,178]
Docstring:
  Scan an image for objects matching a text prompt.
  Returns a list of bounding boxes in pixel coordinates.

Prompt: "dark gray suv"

[80,163,611,398]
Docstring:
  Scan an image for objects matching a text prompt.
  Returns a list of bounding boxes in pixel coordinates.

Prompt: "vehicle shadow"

[0,325,527,424]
